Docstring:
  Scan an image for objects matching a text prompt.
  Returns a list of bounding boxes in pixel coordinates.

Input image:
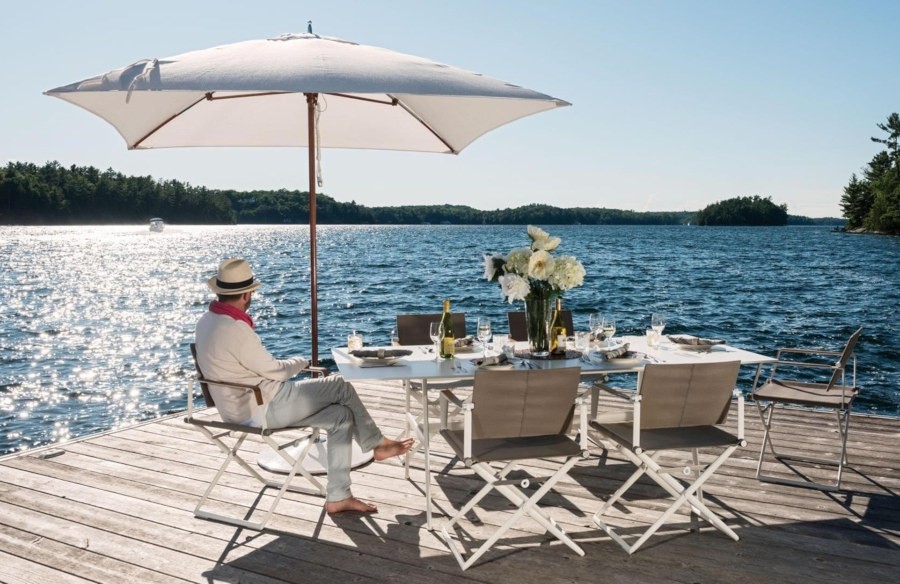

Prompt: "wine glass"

[390,326,400,347]
[589,312,604,346]
[651,312,666,335]
[601,315,617,348]
[476,317,492,358]
[429,321,442,361]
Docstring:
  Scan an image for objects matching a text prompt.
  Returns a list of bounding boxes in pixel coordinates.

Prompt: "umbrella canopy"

[46,31,571,362]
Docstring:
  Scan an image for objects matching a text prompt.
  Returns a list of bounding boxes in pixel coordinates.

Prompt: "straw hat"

[207,258,261,295]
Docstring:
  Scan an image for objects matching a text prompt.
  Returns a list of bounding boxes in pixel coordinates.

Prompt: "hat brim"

[207,275,261,295]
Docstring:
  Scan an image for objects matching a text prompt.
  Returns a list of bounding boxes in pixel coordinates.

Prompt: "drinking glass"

[589,312,604,346]
[575,331,591,352]
[651,312,666,335]
[429,321,442,361]
[476,317,492,358]
[347,330,363,351]
[601,316,617,348]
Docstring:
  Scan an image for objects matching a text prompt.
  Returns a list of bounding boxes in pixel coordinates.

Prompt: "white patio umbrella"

[46,30,570,364]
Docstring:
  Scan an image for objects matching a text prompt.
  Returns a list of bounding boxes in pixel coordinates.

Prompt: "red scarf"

[210,301,254,329]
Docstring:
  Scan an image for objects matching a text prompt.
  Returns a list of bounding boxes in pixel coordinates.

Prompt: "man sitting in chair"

[195,258,413,514]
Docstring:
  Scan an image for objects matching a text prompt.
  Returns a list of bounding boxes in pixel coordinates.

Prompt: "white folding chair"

[184,343,326,530]
[438,367,589,570]
[590,361,745,554]
[751,327,862,491]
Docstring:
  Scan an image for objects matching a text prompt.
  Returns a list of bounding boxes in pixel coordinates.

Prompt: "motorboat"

[149,218,165,232]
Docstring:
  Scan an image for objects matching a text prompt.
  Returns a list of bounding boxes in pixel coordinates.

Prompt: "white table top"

[331,335,775,382]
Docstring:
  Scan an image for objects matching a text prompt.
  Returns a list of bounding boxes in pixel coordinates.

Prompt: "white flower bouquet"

[482,226,585,354]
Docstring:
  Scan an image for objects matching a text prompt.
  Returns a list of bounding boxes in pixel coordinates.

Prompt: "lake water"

[1,224,898,455]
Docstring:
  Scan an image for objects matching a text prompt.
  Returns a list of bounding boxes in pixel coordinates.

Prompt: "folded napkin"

[473,353,509,367]
[350,348,412,358]
[455,336,475,348]
[667,334,725,346]
[601,343,631,360]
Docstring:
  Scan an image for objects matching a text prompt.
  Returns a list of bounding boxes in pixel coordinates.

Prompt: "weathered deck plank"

[1,378,898,583]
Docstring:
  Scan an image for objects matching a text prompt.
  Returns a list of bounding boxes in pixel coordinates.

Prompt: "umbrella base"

[257,433,374,475]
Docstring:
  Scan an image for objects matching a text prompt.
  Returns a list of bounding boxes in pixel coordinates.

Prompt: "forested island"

[0,160,840,227]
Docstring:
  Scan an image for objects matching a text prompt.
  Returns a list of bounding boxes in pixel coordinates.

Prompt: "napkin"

[455,336,475,348]
[473,353,509,367]
[601,343,631,360]
[667,334,725,346]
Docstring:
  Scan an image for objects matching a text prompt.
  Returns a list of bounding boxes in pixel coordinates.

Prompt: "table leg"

[422,378,433,530]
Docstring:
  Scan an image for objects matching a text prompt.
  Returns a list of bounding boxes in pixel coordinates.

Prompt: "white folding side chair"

[184,343,326,530]
[589,361,745,554]
[438,367,589,570]
[751,327,862,491]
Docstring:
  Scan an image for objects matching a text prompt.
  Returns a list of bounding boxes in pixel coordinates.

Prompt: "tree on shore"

[841,113,900,234]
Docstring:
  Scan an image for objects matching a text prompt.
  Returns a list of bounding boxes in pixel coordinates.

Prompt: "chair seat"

[441,428,581,463]
[753,379,857,408]
[591,421,740,451]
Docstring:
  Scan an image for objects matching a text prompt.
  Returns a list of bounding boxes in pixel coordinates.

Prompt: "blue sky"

[2,1,898,218]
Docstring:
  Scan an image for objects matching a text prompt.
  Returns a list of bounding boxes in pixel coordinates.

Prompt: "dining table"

[331,335,775,530]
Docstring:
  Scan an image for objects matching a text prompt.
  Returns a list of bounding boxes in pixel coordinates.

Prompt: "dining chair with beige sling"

[438,367,589,570]
[184,343,327,530]
[750,327,862,491]
[589,361,745,554]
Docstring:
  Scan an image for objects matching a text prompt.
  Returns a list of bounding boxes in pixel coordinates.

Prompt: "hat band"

[216,277,255,290]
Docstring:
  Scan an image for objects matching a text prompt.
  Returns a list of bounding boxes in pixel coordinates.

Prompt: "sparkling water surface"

[1,224,898,455]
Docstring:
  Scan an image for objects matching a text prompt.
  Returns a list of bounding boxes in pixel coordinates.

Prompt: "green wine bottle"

[549,298,567,354]
[439,299,456,358]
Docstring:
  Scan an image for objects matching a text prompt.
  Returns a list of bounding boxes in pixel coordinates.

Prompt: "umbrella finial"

[307,20,313,34]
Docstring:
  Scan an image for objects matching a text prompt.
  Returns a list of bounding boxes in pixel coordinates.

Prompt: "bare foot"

[325,496,377,514]
[373,437,415,462]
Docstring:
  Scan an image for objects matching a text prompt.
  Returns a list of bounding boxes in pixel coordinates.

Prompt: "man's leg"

[266,376,378,502]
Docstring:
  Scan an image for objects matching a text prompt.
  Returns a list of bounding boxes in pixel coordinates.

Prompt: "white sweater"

[194,311,308,426]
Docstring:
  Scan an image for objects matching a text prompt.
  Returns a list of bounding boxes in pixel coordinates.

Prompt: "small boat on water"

[149,218,165,232]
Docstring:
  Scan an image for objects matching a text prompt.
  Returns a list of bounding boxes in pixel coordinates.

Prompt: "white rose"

[499,273,531,302]
[528,250,556,281]
[505,247,533,276]
[548,255,586,290]
[527,225,549,242]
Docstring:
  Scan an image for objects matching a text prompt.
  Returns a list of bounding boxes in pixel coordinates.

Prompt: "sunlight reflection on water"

[1,224,898,455]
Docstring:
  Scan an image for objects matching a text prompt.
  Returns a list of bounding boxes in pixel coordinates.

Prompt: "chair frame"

[590,362,746,555]
[394,313,470,480]
[437,367,589,570]
[751,328,861,492]
[185,343,327,530]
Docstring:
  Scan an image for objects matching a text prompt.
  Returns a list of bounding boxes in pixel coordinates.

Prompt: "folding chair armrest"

[199,375,264,406]
[302,366,330,378]
[776,347,843,358]
[594,381,633,402]
[440,389,468,409]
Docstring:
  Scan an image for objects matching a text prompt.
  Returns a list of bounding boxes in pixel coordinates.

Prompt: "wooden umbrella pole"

[306,93,319,365]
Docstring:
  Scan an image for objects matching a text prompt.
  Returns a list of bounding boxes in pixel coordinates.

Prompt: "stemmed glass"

[651,312,666,335]
[601,315,617,348]
[429,321,442,362]
[476,317,492,358]
[589,312,604,346]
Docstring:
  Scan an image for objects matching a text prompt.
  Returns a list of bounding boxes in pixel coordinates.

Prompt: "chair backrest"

[638,362,741,429]
[508,310,575,341]
[396,313,467,345]
[470,367,581,439]
[189,343,216,408]
[827,327,862,389]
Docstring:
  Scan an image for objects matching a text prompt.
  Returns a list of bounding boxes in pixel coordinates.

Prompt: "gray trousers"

[265,374,383,501]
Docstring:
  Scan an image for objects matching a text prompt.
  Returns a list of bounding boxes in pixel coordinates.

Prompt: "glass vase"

[524,288,556,357]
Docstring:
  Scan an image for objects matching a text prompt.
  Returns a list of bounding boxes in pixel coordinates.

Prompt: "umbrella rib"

[324,92,458,153]
[132,94,209,149]
[390,95,458,154]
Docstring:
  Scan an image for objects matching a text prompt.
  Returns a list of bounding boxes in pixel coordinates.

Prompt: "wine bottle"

[549,298,567,354]
[439,299,456,358]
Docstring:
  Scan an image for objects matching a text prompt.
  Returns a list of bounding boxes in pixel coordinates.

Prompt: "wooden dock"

[1,379,898,583]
